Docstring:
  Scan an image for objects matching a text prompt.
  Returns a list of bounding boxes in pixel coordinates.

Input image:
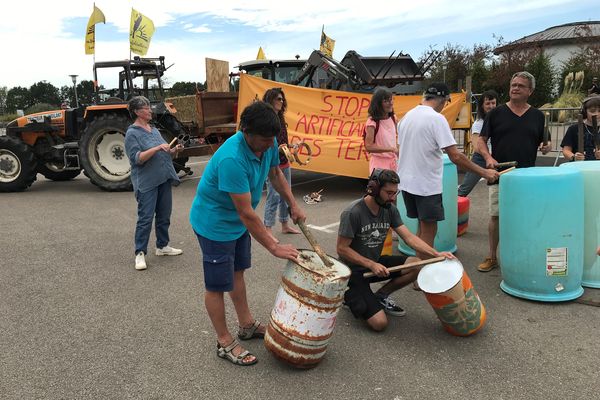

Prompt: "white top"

[396,105,456,195]
[471,119,484,134]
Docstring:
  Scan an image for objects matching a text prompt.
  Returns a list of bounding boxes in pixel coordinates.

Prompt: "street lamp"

[69,74,79,107]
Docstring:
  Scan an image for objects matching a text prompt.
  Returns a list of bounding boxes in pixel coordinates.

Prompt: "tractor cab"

[93,56,169,103]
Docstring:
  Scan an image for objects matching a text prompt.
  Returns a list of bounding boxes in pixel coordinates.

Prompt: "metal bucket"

[417,259,486,337]
[264,249,350,368]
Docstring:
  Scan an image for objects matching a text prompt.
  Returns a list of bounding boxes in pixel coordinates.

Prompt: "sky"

[0,0,596,90]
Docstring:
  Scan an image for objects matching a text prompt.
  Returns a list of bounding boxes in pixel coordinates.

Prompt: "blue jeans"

[134,180,172,254]
[264,166,292,227]
[458,152,486,197]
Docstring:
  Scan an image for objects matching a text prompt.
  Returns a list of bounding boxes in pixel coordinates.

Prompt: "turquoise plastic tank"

[499,167,584,301]
[560,161,600,288]
[397,154,457,255]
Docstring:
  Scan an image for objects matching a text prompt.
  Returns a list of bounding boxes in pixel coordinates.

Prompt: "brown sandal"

[238,320,265,340]
[216,339,257,366]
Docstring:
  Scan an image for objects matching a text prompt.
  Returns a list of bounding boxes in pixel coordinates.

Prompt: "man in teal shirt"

[190,101,305,366]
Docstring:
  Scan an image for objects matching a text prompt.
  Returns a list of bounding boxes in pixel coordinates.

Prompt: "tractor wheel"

[80,114,133,191]
[0,136,38,192]
[37,162,81,181]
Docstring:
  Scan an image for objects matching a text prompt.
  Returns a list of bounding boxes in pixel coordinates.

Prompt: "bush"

[24,103,59,115]
[0,113,19,122]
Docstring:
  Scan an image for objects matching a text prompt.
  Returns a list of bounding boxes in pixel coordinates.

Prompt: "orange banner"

[238,74,467,179]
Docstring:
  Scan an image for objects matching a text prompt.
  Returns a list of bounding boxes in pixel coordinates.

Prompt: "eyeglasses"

[383,98,393,103]
[383,189,400,197]
[275,97,284,102]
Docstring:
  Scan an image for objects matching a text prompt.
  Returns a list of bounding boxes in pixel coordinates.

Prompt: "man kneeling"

[337,169,454,331]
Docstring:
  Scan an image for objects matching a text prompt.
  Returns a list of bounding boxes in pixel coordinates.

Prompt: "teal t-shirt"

[189,131,279,241]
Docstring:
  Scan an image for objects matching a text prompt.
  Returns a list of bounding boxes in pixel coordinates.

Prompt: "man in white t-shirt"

[397,83,498,258]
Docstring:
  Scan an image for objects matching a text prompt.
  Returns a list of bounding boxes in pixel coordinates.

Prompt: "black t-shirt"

[480,104,545,168]
[560,123,597,160]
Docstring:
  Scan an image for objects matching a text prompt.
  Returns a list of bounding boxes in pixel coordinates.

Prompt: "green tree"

[169,81,205,97]
[29,81,60,107]
[0,86,7,114]
[5,86,31,112]
[525,51,556,107]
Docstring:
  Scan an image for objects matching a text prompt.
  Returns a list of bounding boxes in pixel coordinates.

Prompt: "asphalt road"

[1,158,599,400]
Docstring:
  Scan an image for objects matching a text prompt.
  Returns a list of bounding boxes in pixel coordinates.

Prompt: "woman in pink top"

[364,88,399,173]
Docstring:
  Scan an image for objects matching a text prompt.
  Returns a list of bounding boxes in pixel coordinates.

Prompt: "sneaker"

[155,246,183,256]
[376,294,406,317]
[135,252,147,270]
[477,258,498,272]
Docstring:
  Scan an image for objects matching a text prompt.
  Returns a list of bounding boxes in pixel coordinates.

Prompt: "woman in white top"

[457,90,498,197]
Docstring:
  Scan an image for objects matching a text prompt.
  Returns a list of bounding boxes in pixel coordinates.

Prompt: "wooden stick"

[498,166,515,176]
[592,115,599,151]
[169,137,178,148]
[543,112,549,146]
[363,256,446,278]
[297,220,334,268]
[578,113,584,157]
[494,161,517,169]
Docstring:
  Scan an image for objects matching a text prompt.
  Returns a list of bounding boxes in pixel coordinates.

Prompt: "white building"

[494,21,600,72]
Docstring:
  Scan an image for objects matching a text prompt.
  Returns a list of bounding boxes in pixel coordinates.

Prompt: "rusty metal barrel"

[264,249,350,368]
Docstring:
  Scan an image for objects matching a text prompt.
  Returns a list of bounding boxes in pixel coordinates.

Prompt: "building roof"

[494,21,600,54]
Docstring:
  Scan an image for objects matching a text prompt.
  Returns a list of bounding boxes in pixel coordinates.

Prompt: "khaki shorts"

[489,185,499,217]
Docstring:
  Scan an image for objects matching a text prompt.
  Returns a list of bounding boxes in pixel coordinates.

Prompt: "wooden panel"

[206,58,230,92]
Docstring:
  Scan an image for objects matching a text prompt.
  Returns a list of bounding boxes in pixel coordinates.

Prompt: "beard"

[374,195,392,209]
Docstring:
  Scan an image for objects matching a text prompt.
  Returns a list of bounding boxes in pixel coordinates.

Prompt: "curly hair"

[239,101,281,137]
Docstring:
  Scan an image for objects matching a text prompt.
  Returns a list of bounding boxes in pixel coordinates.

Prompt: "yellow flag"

[84,5,106,55]
[130,8,155,56]
[319,28,335,58]
[256,46,266,60]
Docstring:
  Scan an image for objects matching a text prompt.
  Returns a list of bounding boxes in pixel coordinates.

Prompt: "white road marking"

[186,161,209,166]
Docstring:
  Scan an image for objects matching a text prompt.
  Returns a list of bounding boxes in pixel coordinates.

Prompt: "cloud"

[0,0,591,89]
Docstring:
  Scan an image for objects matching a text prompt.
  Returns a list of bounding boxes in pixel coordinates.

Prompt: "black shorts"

[401,191,445,222]
[344,255,409,320]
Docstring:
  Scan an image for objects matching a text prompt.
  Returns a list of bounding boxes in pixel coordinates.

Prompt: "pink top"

[365,116,397,172]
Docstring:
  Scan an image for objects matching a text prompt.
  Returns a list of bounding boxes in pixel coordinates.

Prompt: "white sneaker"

[155,246,183,256]
[135,252,147,270]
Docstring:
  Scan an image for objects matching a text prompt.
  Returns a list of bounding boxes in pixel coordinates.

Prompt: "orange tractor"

[0,56,237,192]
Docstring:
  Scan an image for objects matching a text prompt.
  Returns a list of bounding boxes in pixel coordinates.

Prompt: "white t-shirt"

[471,118,491,153]
[396,105,456,196]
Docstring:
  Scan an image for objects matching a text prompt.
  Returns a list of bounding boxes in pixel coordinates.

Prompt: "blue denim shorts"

[195,231,252,292]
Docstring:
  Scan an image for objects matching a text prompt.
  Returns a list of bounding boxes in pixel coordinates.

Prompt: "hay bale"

[165,95,198,124]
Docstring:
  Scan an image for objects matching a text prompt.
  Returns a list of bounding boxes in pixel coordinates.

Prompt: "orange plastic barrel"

[417,259,486,336]
[264,250,350,368]
[457,196,470,236]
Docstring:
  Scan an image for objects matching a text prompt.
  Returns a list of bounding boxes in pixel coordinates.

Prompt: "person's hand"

[158,143,171,153]
[271,243,299,261]
[436,251,456,260]
[171,143,184,155]
[289,204,306,224]
[482,168,500,184]
[369,262,389,278]
[539,142,552,155]
[485,157,498,169]
[575,152,586,161]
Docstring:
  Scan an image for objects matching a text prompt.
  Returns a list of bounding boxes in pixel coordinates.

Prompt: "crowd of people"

[122,70,599,366]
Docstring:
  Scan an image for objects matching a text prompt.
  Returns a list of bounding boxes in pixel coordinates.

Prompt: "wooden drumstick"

[363,256,446,278]
[297,220,333,268]
[169,137,178,148]
[498,166,515,176]
[578,114,584,158]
